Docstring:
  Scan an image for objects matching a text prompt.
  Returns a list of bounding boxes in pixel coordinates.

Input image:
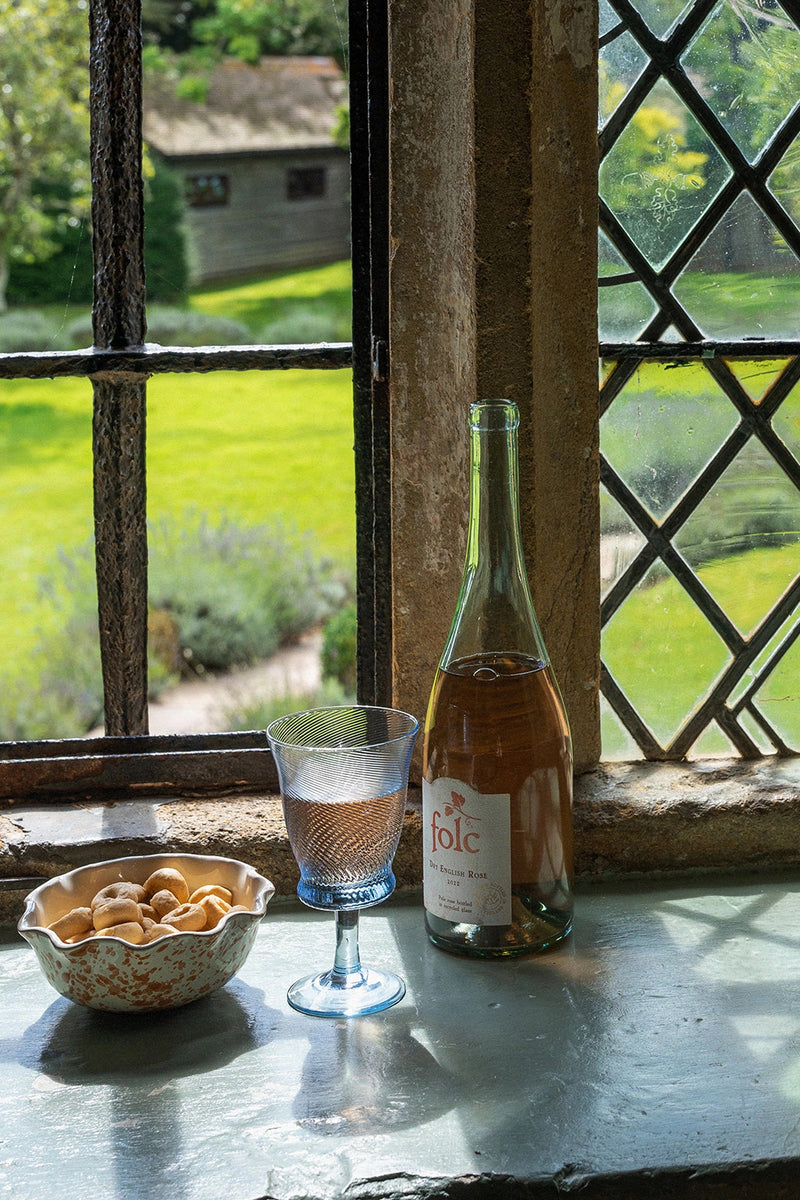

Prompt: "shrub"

[0,512,336,740]
[0,543,177,741]
[222,678,351,733]
[6,219,93,308]
[65,307,252,349]
[145,308,252,346]
[320,603,357,693]
[7,155,189,307]
[148,511,337,674]
[0,310,70,352]
[143,156,191,302]
[259,303,349,345]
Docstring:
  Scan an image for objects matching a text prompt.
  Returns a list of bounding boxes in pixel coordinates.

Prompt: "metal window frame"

[0,0,390,802]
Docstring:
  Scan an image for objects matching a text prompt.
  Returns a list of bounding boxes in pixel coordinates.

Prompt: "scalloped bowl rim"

[18,852,275,952]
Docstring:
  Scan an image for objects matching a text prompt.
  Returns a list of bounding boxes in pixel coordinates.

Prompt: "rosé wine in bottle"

[422,401,573,957]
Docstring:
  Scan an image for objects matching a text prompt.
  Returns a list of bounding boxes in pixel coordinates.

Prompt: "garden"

[0,260,358,739]
[1,260,799,754]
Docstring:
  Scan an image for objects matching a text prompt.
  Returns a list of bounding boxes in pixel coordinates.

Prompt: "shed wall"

[173,150,350,283]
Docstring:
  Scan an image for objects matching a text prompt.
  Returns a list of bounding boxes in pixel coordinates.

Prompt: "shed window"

[287,166,327,200]
[186,173,229,207]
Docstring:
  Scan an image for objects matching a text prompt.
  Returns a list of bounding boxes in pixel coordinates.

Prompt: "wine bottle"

[422,399,573,957]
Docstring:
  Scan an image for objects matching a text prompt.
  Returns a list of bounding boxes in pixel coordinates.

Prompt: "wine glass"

[267,705,419,1018]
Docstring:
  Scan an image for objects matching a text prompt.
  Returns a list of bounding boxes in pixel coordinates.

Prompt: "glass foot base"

[287,967,406,1018]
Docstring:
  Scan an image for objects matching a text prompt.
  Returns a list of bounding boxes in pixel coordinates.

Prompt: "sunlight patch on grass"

[146,368,355,562]
[190,261,352,336]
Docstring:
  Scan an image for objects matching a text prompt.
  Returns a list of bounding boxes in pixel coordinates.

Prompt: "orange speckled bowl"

[18,853,275,1012]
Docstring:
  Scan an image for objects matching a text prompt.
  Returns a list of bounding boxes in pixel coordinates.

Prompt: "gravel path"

[145,630,323,735]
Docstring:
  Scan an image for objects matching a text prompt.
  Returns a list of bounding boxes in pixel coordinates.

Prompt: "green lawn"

[191,260,352,337]
[602,542,800,757]
[600,268,800,341]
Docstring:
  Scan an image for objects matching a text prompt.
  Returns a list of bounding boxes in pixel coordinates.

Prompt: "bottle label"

[422,777,512,925]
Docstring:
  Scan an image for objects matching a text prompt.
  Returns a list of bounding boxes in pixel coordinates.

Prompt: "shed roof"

[143,56,347,157]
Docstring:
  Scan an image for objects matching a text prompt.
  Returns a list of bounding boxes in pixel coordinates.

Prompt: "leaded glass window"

[599,0,800,759]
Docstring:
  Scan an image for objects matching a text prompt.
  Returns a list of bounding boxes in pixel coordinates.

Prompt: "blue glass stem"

[330,909,367,989]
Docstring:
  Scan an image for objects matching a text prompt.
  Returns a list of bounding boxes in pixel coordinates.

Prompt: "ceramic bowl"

[18,853,275,1012]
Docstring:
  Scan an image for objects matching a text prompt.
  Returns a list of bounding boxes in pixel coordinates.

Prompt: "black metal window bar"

[0,0,390,801]
[599,0,800,760]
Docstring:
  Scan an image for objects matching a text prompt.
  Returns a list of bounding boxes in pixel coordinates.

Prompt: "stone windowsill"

[2,757,800,926]
[5,871,800,1199]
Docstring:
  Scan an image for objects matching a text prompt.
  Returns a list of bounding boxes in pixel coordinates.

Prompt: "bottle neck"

[440,400,548,669]
[467,401,526,576]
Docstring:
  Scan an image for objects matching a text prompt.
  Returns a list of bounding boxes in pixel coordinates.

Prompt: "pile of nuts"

[47,866,250,945]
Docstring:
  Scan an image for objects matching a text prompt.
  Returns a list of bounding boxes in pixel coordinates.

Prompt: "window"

[599,0,800,761]
[186,173,229,207]
[286,166,327,200]
[0,0,388,801]
[383,0,798,791]
[1,0,796,878]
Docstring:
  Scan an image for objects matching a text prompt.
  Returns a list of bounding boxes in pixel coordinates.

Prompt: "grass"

[602,542,800,757]
[600,267,800,341]
[673,270,800,340]
[190,260,352,338]
[599,338,800,757]
[0,262,356,667]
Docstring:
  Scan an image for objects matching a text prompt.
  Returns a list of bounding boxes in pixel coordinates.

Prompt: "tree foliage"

[142,0,348,65]
[0,0,91,311]
[601,75,708,221]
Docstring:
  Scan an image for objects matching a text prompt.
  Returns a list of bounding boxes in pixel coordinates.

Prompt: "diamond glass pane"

[602,561,732,745]
[689,722,737,757]
[600,484,648,596]
[681,0,800,164]
[674,440,800,634]
[738,611,800,698]
[623,0,693,40]
[752,633,800,750]
[600,24,649,129]
[600,0,621,37]
[599,232,659,339]
[600,81,732,270]
[600,694,642,760]
[773,377,800,462]
[725,359,794,406]
[737,709,778,755]
[601,358,619,387]
[770,132,800,232]
[673,194,800,338]
[601,360,738,521]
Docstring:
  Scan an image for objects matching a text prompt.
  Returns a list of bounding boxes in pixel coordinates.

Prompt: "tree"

[600,67,709,266]
[0,0,92,312]
[142,0,214,53]
[142,0,348,66]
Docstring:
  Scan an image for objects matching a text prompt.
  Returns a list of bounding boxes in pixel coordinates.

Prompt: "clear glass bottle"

[422,399,574,957]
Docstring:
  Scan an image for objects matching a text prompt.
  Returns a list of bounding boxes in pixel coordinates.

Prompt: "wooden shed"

[143,57,350,284]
